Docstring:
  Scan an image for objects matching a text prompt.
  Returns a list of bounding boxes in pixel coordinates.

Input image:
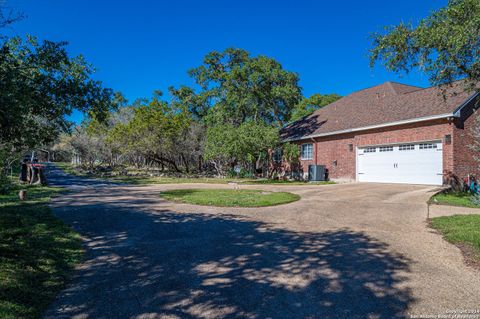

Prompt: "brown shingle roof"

[281,81,476,141]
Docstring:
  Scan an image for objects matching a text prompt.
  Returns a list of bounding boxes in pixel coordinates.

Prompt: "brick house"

[280,81,479,185]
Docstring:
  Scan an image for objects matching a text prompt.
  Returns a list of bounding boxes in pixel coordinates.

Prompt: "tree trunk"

[153,155,182,173]
[181,154,190,174]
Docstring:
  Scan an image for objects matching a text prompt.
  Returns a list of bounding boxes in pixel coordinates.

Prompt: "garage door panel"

[357,142,443,185]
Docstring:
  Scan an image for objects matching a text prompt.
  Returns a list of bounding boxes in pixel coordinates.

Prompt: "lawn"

[430,215,480,264]
[112,176,334,186]
[54,162,335,186]
[54,162,84,176]
[160,188,301,207]
[110,175,255,185]
[244,179,335,185]
[430,192,480,208]
[0,183,83,319]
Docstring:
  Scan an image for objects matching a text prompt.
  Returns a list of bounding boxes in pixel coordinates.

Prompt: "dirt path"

[43,166,480,319]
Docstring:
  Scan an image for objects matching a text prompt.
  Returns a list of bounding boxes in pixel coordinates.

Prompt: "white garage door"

[357,141,443,185]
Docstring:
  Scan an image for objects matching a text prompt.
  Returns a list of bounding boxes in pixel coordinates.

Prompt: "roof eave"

[453,92,479,117]
[282,112,456,142]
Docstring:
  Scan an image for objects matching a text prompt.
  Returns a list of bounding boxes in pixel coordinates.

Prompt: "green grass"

[245,179,335,185]
[112,176,335,185]
[53,163,336,186]
[160,188,301,207]
[430,215,480,262]
[53,162,331,185]
[0,183,83,319]
[431,192,480,208]
[110,176,252,185]
[53,162,84,176]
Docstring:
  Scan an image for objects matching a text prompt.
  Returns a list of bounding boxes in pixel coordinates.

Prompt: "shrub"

[0,174,13,195]
[226,167,254,179]
[470,194,480,206]
[238,168,254,179]
[226,169,237,178]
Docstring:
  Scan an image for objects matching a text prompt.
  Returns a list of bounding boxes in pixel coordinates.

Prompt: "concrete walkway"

[429,203,480,218]
[43,166,480,319]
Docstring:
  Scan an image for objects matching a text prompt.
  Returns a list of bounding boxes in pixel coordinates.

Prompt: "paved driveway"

[44,168,480,318]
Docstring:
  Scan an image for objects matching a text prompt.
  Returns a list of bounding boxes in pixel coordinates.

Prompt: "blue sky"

[8,0,446,122]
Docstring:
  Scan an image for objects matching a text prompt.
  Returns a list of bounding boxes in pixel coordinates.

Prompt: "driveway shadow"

[44,197,414,318]
[45,164,121,190]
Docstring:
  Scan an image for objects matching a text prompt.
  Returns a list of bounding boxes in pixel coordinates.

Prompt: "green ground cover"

[160,188,301,207]
[0,182,83,319]
[430,214,480,263]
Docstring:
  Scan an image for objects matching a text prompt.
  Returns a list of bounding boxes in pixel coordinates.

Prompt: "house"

[280,81,479,185]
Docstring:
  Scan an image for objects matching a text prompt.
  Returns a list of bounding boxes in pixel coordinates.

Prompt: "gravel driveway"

[43,167,480,319]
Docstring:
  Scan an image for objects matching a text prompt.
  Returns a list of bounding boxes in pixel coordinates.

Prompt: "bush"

[471,194,480,206]
[0,174,13,195]
[238,168,254,179]
[226,169,237,179]
[226,168,254,179]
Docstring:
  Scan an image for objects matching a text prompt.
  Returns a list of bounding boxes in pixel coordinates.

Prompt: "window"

[364,147,376,153]
[273,148,283,162]
[419,143,437,149]
[379,146,393,152]
[399,144,415,151]
[301,143,313,160]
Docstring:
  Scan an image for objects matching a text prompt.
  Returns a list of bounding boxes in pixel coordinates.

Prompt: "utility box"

[308,165,326,181]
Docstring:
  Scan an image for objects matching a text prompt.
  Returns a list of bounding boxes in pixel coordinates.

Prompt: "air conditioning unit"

[308,165,326,181]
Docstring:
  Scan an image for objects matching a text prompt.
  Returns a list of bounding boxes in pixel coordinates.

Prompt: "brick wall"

[289,97,480,184]
[452,99,480,179]
[295,119,455,182]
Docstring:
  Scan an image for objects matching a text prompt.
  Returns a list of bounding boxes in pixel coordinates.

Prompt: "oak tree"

[370,0,480,91]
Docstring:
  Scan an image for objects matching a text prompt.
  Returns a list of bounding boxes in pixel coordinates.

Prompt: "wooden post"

[26,165,33,183]
[20,164,48,185]
[18,190,27,200]
[38,168,47,185]
[19,163,28,182]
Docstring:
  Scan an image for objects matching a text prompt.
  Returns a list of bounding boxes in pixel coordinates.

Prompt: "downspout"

[310,138,317,165]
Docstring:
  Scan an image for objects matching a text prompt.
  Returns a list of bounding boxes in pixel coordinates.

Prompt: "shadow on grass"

[50,162,336,187]
[0,203,82,319]
[44,185,415,318]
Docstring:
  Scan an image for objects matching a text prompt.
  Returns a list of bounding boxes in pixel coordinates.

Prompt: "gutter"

[283,113,456,142]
